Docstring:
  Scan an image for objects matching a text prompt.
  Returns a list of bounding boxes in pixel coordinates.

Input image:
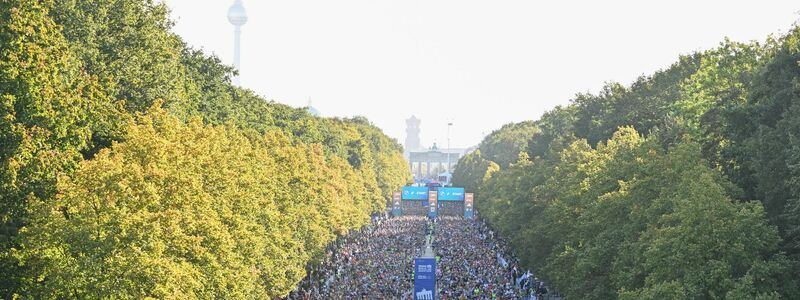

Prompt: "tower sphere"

[228,0,248,26]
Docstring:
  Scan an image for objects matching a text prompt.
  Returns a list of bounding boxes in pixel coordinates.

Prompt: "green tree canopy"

[479,121,540,169]
[477,128,793,299]
[0,0,114,293]
[1,1,409,297]
[16,106,399,298]
[451,150,499,198]
[456,25,800,298]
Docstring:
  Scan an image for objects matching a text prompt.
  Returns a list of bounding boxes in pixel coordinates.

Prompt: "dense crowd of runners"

[286,212,557,299]
[435,216,517,298]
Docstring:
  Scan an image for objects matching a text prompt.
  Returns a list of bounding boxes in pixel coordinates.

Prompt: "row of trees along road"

[453,25,800,299]
[0,0,409,298]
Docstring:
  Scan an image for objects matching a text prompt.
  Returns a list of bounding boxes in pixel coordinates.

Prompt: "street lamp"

[446,121,453,183]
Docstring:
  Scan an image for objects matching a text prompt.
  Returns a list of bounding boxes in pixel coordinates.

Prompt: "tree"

[474,127,793,299]
[50,0,190,115]
[572,55,701,147]
[1,1,410,297]
[0,0,107,295]
[479,121,540,169]
[452,150,499,198]
[718,26,800,260]
[15,106,397,298]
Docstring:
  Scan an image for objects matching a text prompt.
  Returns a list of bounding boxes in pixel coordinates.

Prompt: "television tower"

[228,0,248,86]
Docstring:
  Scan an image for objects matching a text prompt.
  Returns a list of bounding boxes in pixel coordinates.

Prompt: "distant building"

[403,116,475,184]
[408,143,461,183]
[404,116,421,157]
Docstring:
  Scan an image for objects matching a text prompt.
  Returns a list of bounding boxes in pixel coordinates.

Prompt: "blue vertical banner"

[392,191,402,217]
[427,191,438,218]
[414,257,436,300]
[464,193,474,219]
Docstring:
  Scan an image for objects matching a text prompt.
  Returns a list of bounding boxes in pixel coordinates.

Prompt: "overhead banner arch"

[402,186,429,200]
[437,187,465,201]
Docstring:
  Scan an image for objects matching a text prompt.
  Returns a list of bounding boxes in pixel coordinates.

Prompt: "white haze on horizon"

[164,0,799,149]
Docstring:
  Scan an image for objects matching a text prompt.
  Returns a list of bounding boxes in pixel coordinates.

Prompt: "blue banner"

[414,257,436,300]
[437,187,465,201]
[402,186,429,200]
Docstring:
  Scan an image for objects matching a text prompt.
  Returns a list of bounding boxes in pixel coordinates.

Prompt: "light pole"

[447,121,453,183]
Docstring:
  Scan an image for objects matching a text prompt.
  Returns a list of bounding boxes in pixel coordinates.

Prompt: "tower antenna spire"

[228,0,248,86]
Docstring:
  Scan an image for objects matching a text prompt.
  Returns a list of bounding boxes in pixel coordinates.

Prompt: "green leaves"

[0,0,107,294]
[479,121,540,169]
[1,1,409,297]
[453,22,800,300]
[15,106,404,298]
[451,150,499,200]
[50,0,189,114]
[472,128,788,299]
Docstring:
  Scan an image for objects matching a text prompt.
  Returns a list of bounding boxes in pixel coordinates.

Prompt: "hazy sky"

[164,0,799,149]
